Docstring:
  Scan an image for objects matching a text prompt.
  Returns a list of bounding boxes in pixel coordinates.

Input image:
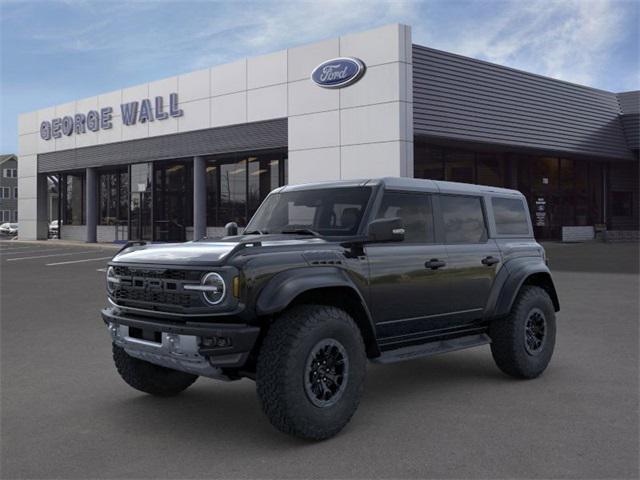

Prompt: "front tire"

[112,344,198,396]
[256,304,367,440]
[490,286,556,379]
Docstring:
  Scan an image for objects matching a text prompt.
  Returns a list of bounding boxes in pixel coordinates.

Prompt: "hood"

[111,234,329,266]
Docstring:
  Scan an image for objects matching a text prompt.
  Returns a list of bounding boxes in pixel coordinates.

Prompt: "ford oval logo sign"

[311,57,366,89]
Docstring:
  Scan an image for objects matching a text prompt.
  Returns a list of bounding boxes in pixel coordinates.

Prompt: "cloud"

[414,0,637,89]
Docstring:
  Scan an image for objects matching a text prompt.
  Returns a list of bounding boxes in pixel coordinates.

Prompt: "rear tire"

[112,344,198,396]
[490,286,556,379]
[256,304,367,440]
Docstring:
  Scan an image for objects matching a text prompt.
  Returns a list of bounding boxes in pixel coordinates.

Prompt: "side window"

[440,195,487,244]
[492,197,530,235]
[376,191,434,243]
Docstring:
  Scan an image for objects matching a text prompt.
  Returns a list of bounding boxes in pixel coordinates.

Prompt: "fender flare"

[487,258,560,318]
[255,267,378,354]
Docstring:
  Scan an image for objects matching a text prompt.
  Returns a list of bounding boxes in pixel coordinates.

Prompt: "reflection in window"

[376,192,434,243]
[62,173,85,225]
[445,151,475,183]
[98,170,128,225]
[441,195,487,244]
[492,197,529,235]
[206,150,287,227]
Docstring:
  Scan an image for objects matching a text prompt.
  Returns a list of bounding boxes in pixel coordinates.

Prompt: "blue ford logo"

[311,57,366,89]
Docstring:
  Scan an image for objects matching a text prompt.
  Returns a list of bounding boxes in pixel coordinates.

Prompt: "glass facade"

[98,169,128,225]
[61,173,85,225]
[206,149,287,227]
[414,140,637,239]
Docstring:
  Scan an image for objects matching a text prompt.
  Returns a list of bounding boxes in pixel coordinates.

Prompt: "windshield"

[245,187,372,237]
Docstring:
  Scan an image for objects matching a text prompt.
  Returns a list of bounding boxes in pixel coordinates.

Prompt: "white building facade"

[17,23,639,242]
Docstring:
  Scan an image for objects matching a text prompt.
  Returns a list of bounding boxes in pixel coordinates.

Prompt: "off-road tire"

[112,344,198,396]
[256,304,367,440]
[490,285,556,379]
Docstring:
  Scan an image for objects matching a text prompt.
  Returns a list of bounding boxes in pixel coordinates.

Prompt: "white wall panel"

[178,98,211,132]
[211,91,247,127]
[340,102,401,146]
[339,62,401,109]
[18,133,38,156]
[179,68,210,102]
[211,59,246,96]
[149,76,178,99]
[247,84,287,122]
[288,147,341,184]
[288,79,339,116]
[248,50,287,89]
[341,142,403,179]
[289,110,340,151]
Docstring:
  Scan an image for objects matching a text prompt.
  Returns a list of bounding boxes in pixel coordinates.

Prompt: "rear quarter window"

[492,197,530,235]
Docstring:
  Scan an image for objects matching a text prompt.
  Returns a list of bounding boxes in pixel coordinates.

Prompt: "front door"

[366,191,451,343]
[439,194,500,323]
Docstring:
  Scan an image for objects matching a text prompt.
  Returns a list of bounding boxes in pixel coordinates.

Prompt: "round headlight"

[201,272,226,305]
[106,266,118,295]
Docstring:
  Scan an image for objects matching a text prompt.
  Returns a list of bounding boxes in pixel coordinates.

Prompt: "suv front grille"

[111,266,205,312]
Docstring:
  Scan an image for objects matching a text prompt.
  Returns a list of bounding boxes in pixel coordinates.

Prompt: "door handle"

[425,259,446,270]
[482,256,500,266]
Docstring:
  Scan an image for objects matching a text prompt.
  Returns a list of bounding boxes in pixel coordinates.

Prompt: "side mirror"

[367,217,405,243]
[224,222,239,237]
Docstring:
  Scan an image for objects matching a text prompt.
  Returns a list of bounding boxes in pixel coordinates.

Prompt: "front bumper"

[102,307,260,378]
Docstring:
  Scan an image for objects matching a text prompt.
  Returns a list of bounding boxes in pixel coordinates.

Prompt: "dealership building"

[17,24,639,243]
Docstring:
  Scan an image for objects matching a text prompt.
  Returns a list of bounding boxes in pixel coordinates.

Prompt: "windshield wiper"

[243,229,267,235]
[280,228,320,237]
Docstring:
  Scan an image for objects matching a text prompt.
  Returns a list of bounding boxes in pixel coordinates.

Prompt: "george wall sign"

[40,93,184,140]
[311,57,366,89]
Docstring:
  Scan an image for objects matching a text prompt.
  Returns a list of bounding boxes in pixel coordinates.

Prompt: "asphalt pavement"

[1,240,638,479]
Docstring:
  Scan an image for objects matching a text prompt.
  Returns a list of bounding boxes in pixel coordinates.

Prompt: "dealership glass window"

[414,143,444,180]
[445,151,475,183]
[611,192,633,217]
[154,161,192,241]
[206,150,287,227]
[440,195,487,244]
[62,173,85,225]
[477,153,505,187]
[98,169,128,225]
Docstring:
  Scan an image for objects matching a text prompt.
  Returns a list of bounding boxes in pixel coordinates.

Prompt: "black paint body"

[102,178,560,372]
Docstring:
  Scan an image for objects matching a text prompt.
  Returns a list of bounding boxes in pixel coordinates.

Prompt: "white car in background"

[0,223,18,236]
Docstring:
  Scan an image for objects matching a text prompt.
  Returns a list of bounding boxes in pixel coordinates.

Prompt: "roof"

[279,177,522,197]
[412,44,635,160]
[0,154,17,166]
[616,91,639,150]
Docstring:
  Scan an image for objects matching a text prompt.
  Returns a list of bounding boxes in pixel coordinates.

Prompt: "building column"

[85,167,97,243]
[193,156,207,240]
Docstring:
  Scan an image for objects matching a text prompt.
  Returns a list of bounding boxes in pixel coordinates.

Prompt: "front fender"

[255,266,365,316]
[486,257,559,318]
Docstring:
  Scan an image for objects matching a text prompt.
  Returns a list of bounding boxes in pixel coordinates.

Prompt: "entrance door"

[129,192,152,241]
[129,163,153,241]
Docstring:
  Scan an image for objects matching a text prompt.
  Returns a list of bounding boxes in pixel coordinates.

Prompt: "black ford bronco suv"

[102,177,559,440]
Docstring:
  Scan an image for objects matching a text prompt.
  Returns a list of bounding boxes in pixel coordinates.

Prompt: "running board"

[373,333,491,364]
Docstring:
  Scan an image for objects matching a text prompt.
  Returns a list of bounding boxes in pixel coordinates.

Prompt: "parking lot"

[1,240,638,479]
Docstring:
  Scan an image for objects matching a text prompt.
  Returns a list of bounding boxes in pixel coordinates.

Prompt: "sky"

[1,0,638,153]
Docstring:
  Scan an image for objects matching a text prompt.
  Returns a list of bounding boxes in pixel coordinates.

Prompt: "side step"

[372,333,491,364]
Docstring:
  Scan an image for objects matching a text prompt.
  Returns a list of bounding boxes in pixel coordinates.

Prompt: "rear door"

[365,190,450,340]
[438,194,501,323]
